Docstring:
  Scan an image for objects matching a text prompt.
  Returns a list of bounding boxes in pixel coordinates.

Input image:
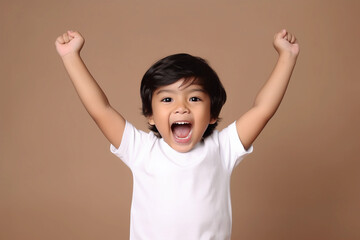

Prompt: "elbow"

[88,104,112,122]
[253,105,277,121]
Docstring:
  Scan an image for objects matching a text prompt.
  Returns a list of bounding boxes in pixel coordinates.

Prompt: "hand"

[55,30,85,57]
[273,29,300,58]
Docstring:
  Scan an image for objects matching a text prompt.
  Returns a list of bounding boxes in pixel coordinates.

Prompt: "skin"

[148,80,216,153]
[55,29,299,152]
[236,29,299,150]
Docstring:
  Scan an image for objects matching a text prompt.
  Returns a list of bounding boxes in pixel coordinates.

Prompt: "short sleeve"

[218,121,253,171]
[110,121,150,168]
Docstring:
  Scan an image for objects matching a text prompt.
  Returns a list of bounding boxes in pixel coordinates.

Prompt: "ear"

[148,115,155,125]
[210,118,217,124]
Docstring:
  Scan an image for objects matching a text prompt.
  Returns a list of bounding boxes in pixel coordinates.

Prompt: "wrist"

[278,51,298,63]
[61,51,82,61]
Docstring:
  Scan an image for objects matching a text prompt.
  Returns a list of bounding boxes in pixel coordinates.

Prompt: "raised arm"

[236,29,300,150]
[55,31,125,148]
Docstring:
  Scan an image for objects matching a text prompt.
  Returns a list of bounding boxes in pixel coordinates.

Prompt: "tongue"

[173,124,191,138]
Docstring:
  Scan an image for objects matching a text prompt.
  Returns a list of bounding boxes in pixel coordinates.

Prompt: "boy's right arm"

[55,31,125,149]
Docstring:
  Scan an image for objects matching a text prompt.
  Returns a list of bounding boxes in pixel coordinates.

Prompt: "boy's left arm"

[236,29,300,150]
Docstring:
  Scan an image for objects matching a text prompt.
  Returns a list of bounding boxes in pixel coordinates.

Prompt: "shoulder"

[207,121,253,168]
[110,121,158,164]
[207,121,238,143]
[201,122,238,153]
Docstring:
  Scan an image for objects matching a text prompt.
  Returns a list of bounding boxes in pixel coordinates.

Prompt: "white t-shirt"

[110,121,253,240]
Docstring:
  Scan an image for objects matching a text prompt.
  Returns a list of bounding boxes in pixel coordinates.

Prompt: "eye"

[189,97,201,102]
[161,97,172,102]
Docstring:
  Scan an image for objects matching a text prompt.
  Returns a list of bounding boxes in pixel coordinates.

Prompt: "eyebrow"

[156,88,206,95]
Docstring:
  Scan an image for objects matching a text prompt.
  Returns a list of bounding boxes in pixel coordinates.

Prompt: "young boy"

[55,29,299,239]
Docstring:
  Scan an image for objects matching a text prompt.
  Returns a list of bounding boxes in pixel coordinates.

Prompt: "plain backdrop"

[1,0,359,239]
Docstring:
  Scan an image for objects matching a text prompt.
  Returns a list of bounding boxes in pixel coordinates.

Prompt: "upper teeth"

[174,122,189,125]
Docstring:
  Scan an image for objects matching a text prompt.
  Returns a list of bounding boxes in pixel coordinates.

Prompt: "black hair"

[140,53,227,138]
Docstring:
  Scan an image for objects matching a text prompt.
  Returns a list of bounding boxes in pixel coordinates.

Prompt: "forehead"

[154,78,206,94]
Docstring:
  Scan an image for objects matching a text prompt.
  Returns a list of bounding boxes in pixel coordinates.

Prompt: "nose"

[174,101,189,114]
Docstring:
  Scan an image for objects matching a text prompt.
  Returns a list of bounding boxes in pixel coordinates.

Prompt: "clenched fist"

[273,29,300,58]
[55,30,85,57]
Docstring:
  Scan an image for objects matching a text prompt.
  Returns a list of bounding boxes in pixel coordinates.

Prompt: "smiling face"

[148,79,216,153]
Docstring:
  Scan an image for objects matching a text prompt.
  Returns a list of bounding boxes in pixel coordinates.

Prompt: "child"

[55,29,299,240]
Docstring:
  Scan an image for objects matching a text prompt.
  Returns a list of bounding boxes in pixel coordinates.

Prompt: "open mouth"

[171,122,192,142]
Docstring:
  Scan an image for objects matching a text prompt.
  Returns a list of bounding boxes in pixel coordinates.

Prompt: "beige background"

[1,0,359,239]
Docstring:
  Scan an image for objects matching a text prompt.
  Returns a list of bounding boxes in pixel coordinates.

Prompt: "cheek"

[152,109,168,124]
[202,104,212,119]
